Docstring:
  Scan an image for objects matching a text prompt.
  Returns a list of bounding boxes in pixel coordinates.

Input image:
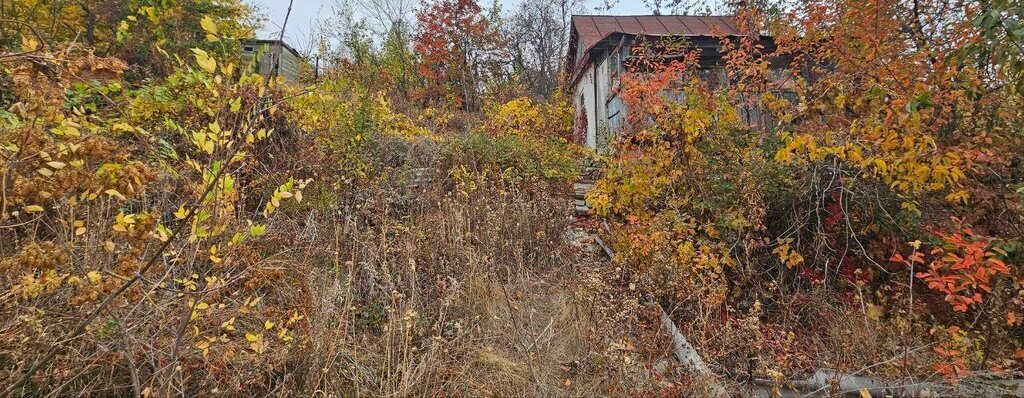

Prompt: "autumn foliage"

[588,0,1023,386]
[1,0,1022,395]
[413,0,504,111]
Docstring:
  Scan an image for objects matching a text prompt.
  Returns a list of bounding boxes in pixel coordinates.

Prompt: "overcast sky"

[248,0,654,52]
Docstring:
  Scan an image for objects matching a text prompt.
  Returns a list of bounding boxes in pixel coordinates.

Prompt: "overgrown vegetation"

[0,0,1022,396]
[588,0,1024,392]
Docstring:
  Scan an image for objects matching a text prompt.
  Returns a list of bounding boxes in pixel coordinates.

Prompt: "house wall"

[572,64,597,150]
[604,44,629,151]
[594,53,612,151]
[573,44,630,153]
[606,58,626,137]
[572,37,796,153]
[573,50,621,152]
[241,42,303,83]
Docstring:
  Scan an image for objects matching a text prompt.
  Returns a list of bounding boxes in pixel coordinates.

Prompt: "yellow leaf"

[264,320,274,330]
[21,35,39,52]
[873,158,887,174]
[200,16,218,35]
[105,189,127,200]
[36,168,54,177]
[195,302,210,310]
[23,205,45,213]
[87,271,102,284]
[859,388,872,398]
[104,241,116,252]
[191,48,217,73]
[944,190,970,205]
[287,311,304,326]
[46,161,66,169]
[112,123,134,133]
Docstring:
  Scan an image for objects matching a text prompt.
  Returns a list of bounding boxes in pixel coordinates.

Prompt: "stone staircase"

[572,181,593,216]
[572,160,599,217]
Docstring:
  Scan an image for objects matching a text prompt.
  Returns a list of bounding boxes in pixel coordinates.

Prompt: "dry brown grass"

[255,161,662,396]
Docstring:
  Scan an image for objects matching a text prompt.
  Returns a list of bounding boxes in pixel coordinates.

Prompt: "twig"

[592,226,728,397]
[0,19,46,61]
[0,77,287,393]
[2,141,235,395]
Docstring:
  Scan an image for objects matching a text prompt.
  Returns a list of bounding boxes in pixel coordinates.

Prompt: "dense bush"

[587,1,1024,384]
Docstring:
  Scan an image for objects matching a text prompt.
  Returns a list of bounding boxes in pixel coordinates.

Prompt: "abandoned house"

[240,39,305,83]
[567,15,792,152]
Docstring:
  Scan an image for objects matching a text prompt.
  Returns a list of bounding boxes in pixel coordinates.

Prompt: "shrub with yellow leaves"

[0,18,312,395]
[482,95,573,140]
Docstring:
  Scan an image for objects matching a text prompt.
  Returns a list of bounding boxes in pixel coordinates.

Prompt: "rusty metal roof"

[571,15,741,54]
[566,15,743,85]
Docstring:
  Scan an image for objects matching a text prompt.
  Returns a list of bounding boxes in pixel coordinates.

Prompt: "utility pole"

[271,0,294,79]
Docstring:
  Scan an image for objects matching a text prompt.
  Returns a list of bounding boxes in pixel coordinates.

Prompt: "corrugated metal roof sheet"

[571,15,741,54]
[566,15,743,86]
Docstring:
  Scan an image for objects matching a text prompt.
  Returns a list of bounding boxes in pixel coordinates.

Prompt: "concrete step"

[404,167,435,188]
[574,199,590,217]
[572,182,594,200]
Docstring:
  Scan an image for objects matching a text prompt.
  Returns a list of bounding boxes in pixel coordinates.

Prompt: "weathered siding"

[240,42,303,83]
[572,49,623,152]
[572,46,627,153]
[594,53,612,152]
[571,33,794,154]
[606,44,627,137]
[573,64,597,150]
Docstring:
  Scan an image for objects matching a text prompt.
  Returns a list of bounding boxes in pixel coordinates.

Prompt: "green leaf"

[249,224,267,237]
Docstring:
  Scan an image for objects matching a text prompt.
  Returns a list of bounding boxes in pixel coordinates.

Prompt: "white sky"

[249,0,653,52]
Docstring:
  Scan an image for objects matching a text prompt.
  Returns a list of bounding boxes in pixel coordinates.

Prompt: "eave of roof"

[565,15,751,87]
